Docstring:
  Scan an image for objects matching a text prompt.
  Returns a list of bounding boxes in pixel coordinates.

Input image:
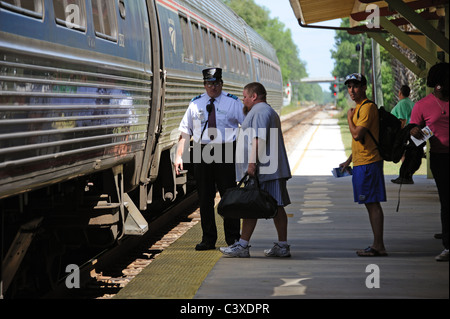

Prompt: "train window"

[218,36,227,71]
[231,43,238,74]
[264,62,269,80]
[262,61,267,80]
[179,14,193,63]
[256,59,261,79]
[210,32,220,68]
[53,0,86,31]
[275,66,279,83]
[91,0,118,41]
[0,0,43,18]
[239,48,246,76]
[269,64,275,82]
[242,50,248,76]
[263,60,267,80]
[191,21,203,65]
[236,47,243,75]
[226,40,234,73]
[260,63,263,80]
[202,27,212,66]
[258,59,263,79]
[246,52,250,76]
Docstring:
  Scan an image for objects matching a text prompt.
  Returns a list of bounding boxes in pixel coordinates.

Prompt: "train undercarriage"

[0,148,192,298]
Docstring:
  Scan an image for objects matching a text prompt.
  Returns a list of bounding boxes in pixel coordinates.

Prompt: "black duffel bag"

[218,173,278,219]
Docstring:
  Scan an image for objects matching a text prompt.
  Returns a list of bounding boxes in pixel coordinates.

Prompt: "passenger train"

[0,0,282,296]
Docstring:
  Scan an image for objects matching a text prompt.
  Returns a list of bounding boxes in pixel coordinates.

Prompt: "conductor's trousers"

[194,142,241,246]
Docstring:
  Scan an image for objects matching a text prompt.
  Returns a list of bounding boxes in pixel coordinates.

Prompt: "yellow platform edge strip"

[114,214,226,299]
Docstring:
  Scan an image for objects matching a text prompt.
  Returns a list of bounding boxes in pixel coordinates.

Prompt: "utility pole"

[372,39,383,106]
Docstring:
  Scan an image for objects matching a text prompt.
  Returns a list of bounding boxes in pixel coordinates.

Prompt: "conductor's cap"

[203,68,222,82]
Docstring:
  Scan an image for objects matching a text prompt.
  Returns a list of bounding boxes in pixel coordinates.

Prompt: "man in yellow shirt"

[340,73,387,257]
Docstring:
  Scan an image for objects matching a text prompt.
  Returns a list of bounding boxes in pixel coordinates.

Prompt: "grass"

[280,104,302,116]
[337,115,428,176]
[280,102,315,116]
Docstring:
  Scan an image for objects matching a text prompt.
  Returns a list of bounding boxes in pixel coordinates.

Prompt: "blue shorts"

[352,161,386,204]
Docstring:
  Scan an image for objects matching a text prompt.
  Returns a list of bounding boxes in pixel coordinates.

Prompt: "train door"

[242,26,257,82]
[138,0,165,210]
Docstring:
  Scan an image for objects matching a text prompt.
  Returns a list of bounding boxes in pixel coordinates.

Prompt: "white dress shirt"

[179,91,245,144]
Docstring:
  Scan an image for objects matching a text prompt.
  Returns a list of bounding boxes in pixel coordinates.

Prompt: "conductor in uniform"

[174,68,245,250]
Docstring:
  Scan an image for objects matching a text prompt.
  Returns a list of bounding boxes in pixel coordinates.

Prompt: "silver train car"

[0,0,282,296]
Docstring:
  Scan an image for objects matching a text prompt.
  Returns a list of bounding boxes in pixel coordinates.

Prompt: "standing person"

[391,85,418,184]
[220,82,292,258]
[391,85,415,128]
[174,68,245,250]
[340,73,388,257]
[409,62,449,262]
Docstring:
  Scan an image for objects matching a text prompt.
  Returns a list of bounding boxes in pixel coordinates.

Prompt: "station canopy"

[289,0,449,77]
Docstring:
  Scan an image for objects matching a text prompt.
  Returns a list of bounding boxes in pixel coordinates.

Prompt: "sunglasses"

[205,82,222,88]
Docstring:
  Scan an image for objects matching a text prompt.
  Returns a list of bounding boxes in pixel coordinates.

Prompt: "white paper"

[411,126,433,146]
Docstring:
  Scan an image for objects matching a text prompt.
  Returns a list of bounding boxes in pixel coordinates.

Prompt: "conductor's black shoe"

[391,177,414,184]
[195,242,216,251]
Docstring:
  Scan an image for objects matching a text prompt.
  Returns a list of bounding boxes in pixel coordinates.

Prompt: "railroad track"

[281,105,324,133]
[44,191,200,299]
[282,105,325,155]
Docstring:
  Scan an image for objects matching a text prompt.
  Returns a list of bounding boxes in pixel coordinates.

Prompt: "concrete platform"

[194,175,448,299]
[115,110,448,302]
[289,111,348,176]
[194,110,448,299]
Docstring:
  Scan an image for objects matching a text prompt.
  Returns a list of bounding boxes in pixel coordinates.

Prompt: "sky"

[253,0,341,90]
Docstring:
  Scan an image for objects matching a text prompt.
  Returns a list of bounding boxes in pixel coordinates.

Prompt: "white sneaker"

[435,249,449,261]
[264,243,291,257]
[220,242,250,258]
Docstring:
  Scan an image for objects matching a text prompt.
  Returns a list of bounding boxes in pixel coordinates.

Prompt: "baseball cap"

[344,73,367,86]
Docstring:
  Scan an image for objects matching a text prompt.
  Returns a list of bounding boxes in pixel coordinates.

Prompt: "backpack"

[357,100,402,162]
[392,123,426,163]
[391,123,425,212]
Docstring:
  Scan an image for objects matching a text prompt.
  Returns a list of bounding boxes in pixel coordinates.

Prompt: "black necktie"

[207,98,216,129]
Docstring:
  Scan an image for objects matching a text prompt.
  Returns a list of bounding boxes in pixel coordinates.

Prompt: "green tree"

[331,19,397,111]
[224,0,323,104]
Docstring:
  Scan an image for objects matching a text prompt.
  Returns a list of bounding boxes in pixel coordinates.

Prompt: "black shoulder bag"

[218,173,278,219]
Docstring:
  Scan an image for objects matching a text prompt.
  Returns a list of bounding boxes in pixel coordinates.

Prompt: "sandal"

[356,246,388,257]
